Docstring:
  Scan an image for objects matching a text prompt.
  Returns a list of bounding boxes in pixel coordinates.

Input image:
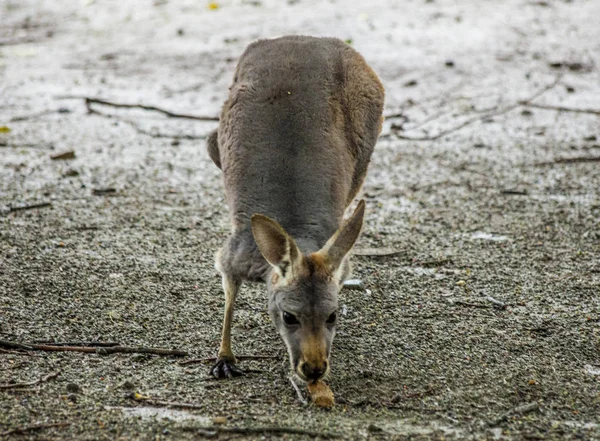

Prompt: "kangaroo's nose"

[302,361,327,380]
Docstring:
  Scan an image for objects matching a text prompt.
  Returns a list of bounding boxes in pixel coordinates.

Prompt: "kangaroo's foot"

[210,357,244,379]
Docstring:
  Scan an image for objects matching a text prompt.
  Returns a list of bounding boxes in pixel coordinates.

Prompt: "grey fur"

[208,35,384,380]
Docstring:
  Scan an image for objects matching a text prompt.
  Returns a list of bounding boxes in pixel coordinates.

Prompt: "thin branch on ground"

[0,371,60,390]
[32,341,120,347]
[289,376,308,406]
[0,340,34,350]
[534,156,600,166]
[8,202,52,212]
[0,348,41,356]
[500,189,528,195]
[183,425,340,439]
[400,109,450,133]
[179,355,278,366]
[117,117,209,140]
[85,106,208,140]
[520,102,600,116]
[487,402,539,426]
[57,96,219,121]
[128,392,204,410]
[393,75,562,141]
[0,141,49,149]
[450,300,492,309]
[0,422,70,437]
[382,111,407,121]
[0,340,187,356]
[485,295,508,310]
[9,108,71,122]
[97,345,187,356]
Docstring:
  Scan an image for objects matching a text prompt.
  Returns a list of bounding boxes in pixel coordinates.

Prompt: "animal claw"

[210,358,244,379]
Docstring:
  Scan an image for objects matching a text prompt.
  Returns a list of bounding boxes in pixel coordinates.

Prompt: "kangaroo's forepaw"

[210,358,244,379]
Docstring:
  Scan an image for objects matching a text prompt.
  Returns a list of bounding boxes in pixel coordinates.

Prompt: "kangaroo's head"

[251,201,365,382]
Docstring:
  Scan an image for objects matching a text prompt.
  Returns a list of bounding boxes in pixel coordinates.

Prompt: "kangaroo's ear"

[314,200,365,276]
[251,214,302,280]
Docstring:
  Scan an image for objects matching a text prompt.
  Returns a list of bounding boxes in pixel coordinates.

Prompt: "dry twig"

[33,341,120,347]
[534,156,600,167]
[0,348,41,357]
[0,371,60,390]
[485,295,508,309]
[9,108,71,122]
[184,426,340,439]
[75,97,219,121]
[0,422,70,437]
[520,102,600,116]
[0,340,187,356]
[488,402,539,426]
[179,355,278,366]
[8,202,52,213]
[393,76,562,141]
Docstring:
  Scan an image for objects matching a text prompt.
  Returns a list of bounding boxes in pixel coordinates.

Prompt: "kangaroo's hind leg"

[211,272,244,379]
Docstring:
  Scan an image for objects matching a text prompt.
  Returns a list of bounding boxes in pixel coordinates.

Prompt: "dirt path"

[1,0,599,439]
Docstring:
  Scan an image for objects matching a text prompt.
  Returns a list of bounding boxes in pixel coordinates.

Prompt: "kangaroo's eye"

[326,312,337,324]
[283,311,299,325]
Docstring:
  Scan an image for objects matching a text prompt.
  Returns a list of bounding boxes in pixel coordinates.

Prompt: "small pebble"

[343,279,364,291]
[66,382,82,394]
[121,380,135,390]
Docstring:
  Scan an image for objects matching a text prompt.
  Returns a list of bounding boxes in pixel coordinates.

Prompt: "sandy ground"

[1,0,600,439]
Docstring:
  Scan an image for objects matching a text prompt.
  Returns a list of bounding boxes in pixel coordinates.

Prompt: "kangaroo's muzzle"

[299,360,328,381]
[297,332,329,381]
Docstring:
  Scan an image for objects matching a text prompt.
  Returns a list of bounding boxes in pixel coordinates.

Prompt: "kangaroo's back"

[215,36,384,252]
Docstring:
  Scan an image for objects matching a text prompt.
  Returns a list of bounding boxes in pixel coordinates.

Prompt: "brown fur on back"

[211,36,384,282]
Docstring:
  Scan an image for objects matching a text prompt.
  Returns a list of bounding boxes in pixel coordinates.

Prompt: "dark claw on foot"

[210,359,244,379]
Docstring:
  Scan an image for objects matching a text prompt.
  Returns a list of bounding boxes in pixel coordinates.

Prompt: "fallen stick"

[72,97,220,121]
[534,156,600,167]
[0,340,34,350]
[32,341,120,347]
[50,150,75,160]
[488,401,539,426]
[98,346,188,356]
[0,340,187,356]
[0,422,70,437]
[0,348,41,357]
[9,107,71,122]
[185,426,340,439]
[486,295,508,310]
[85,106,209,140]
[393,75,562,141]
[0,141,47,148]
[8,202,52,212]
[289,376,308,406]
[451,300,491,309]
[179,355,278,366]
[520,102,600,116]
[0,371,60,390]
[500,189,528,195]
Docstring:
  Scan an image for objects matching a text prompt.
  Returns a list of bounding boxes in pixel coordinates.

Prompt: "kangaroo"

[207,35,384,382]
